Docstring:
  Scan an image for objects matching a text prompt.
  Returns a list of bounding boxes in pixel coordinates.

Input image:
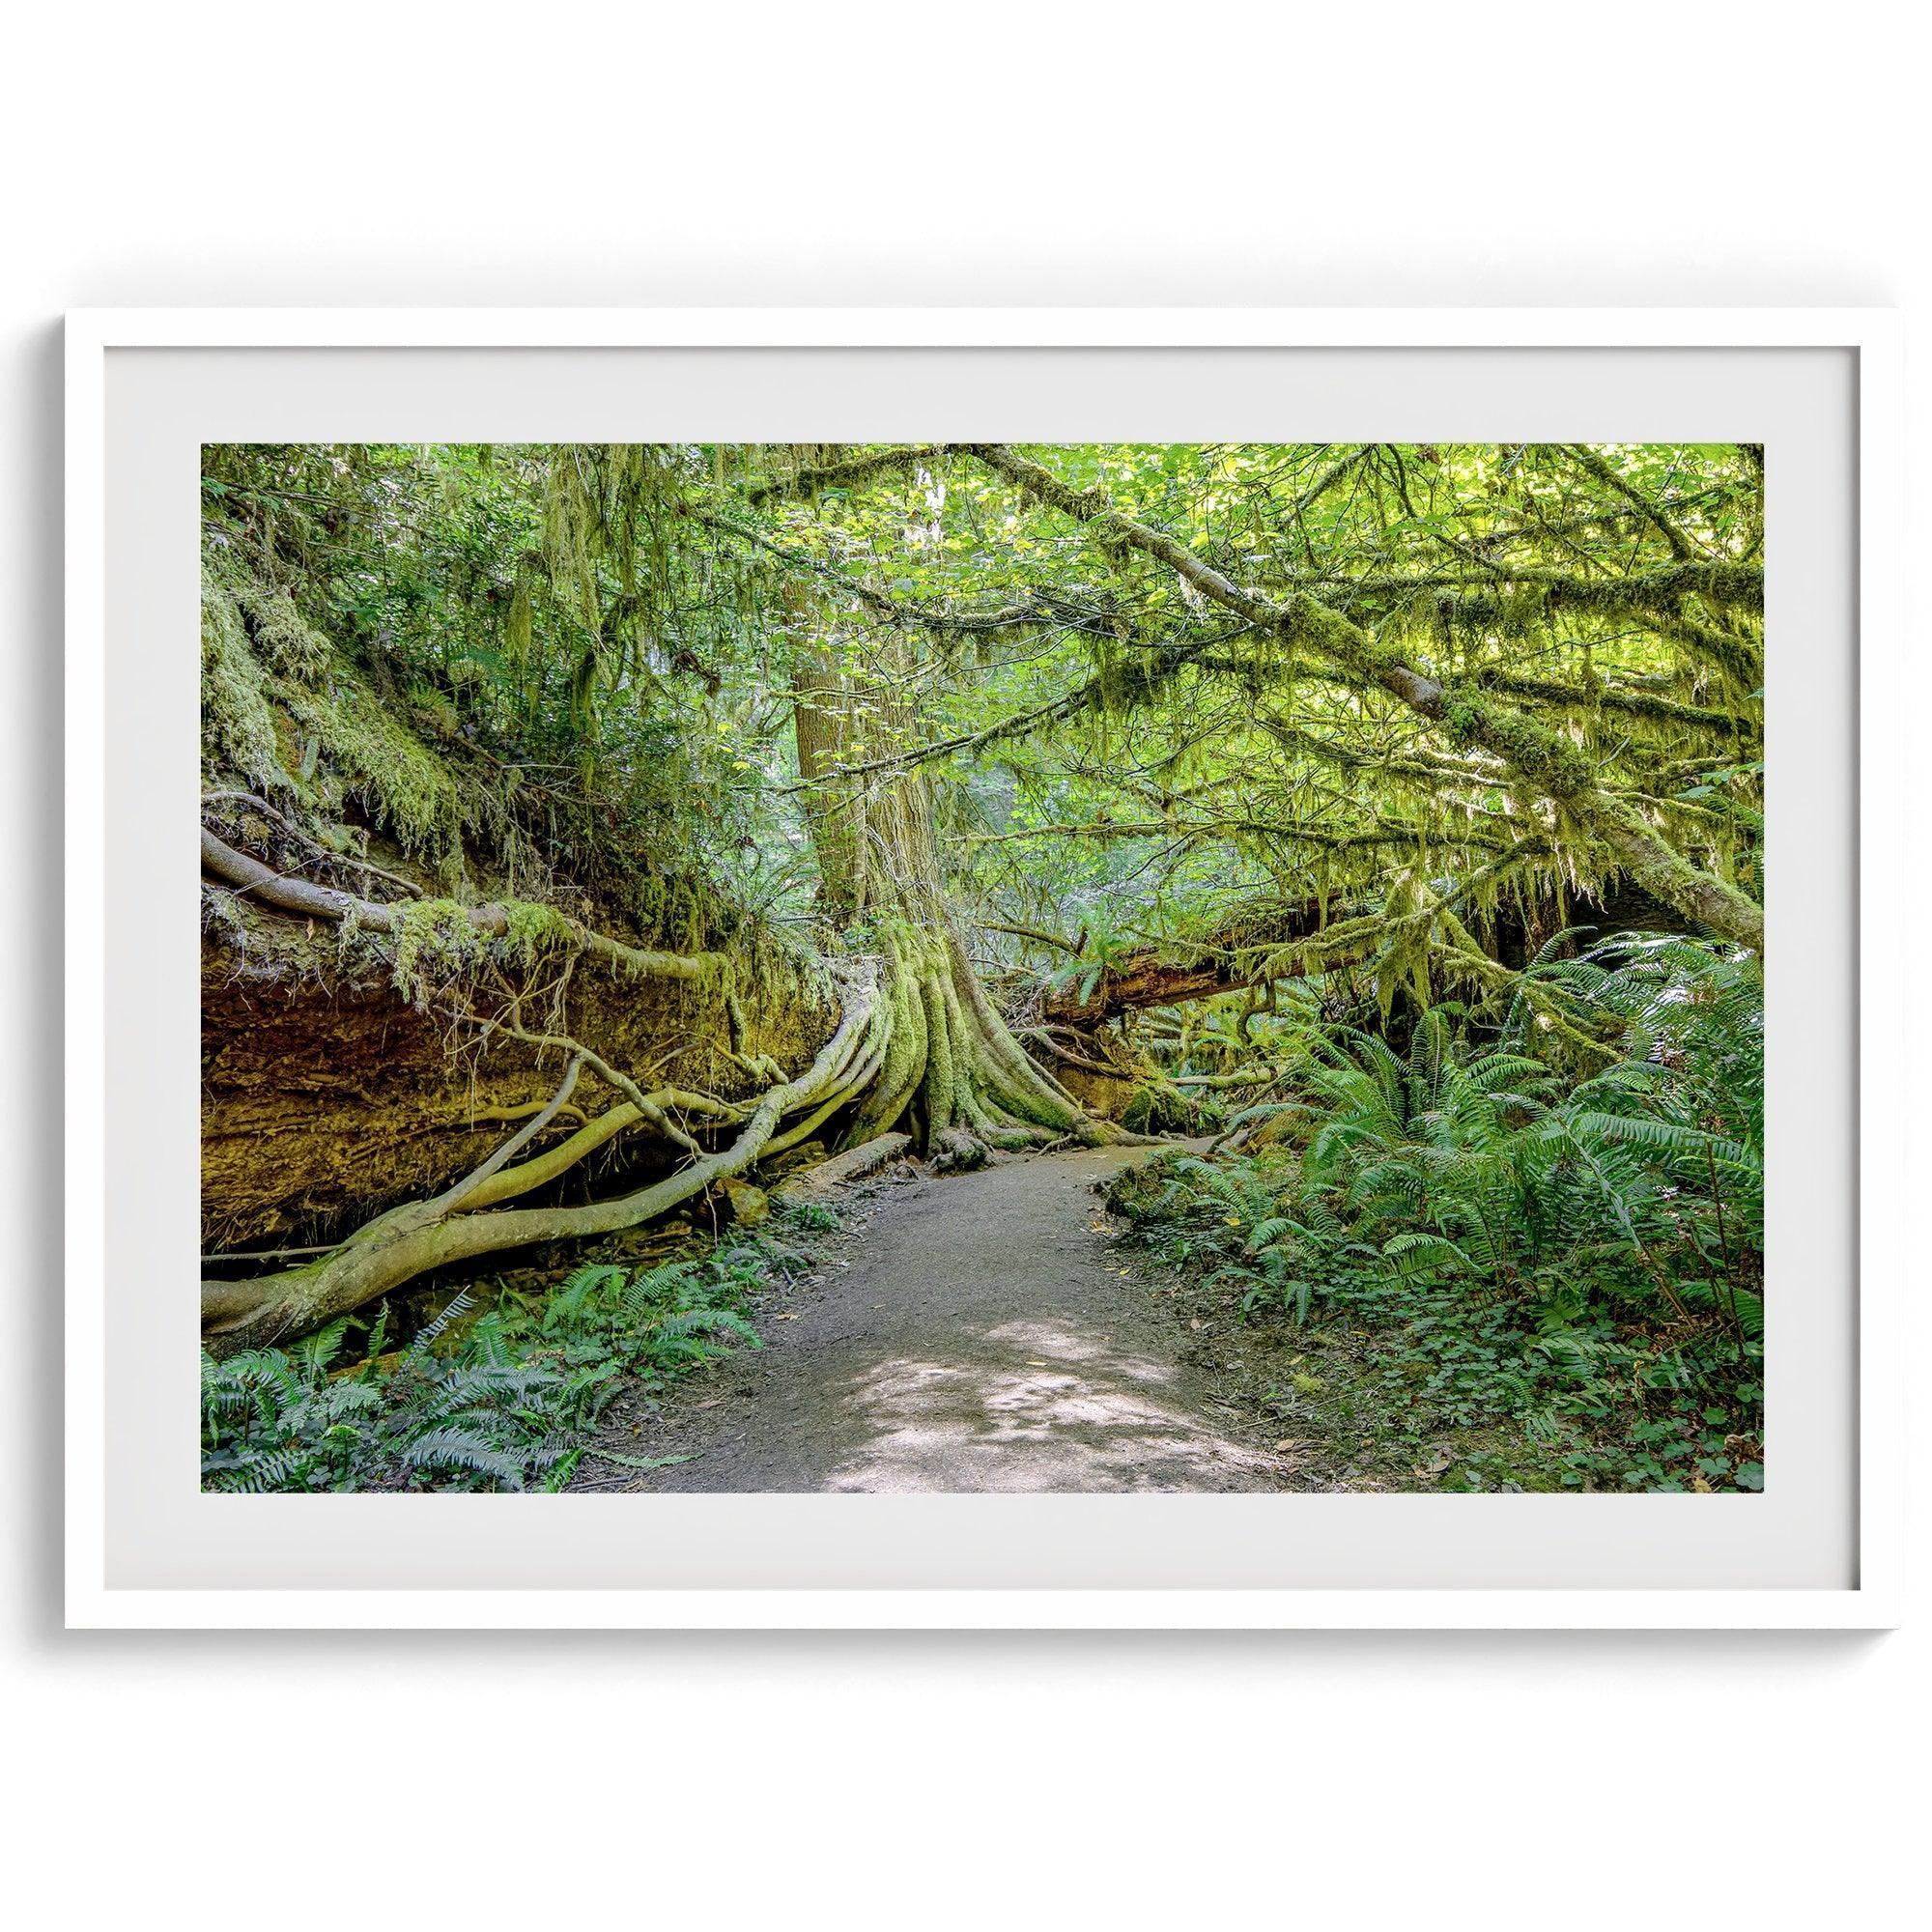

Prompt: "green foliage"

[1106,936,1763,1492]
[1042,913,1138,1007]
[200,1214,829,1493]
[198,439,1768,1495]
[201,440,1763,965]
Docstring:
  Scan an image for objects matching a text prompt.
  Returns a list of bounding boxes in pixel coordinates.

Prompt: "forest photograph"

[198,440,1765,1496]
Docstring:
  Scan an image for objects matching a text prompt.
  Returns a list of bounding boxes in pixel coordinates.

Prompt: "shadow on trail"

[828,1316,1272,1492]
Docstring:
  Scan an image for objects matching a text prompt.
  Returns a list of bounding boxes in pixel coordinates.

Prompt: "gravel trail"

[588,1144,1282,1493]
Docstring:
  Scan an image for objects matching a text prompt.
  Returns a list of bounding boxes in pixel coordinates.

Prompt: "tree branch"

[955,444,1763,952]
[200,826,721,981]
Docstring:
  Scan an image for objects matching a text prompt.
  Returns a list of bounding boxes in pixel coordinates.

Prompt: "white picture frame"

[66,308,1904,1630]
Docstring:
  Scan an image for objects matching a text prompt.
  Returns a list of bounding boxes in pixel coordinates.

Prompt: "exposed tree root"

[771,1131,916,1204]
[844,917,1119,1161]
[202,962,883,1352]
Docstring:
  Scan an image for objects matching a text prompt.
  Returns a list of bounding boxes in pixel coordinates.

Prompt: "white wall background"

[5,6,1920,1926]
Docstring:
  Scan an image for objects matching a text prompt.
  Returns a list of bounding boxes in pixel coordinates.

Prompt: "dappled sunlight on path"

[827,1317,1273,1492]
[596,1144,1286,1494]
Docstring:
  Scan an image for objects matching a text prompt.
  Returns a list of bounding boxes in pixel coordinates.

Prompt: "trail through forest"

[576,1146,1284,1493]
[198,440,1765,1498]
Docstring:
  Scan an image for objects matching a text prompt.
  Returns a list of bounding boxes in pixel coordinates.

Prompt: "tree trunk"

[787,614,1103,1162]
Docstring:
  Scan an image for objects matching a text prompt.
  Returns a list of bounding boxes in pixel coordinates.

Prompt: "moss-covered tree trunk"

[788,620,1101,1167]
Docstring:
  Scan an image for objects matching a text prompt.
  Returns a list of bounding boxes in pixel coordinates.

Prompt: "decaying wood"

[771,1131,916,1203]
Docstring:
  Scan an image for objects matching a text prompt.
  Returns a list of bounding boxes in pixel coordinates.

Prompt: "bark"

[1040,867,1705,1026]
[771,1131,915,1203]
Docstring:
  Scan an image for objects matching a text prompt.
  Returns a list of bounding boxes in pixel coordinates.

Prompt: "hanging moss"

[283,676,469,865]
[1442,692,1598,799]
[200,565,287,792]
[497,897,579,961]
[199,538,524,880]
[362,894,583,1008]
[384,898,481,1008]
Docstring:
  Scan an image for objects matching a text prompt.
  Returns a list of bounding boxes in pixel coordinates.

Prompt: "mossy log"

[203,964,884,1352]
[200,911,835,1253]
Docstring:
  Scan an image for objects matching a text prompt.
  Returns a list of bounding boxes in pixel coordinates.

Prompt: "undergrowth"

[1108,936,1764,1492]
[200,1208,834,1492]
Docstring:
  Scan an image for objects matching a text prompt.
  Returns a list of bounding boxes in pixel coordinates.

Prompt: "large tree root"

[843,917,1120,1157]
[771,1131,915,1204]
[201,962,883,1353]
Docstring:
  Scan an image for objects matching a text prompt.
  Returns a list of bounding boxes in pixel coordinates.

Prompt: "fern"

[397,1427,528,1489]
[205,1216,791,1492]
[542,1263,626,1333]
[653,1308,761,1349]
[1102,928,1764,1484]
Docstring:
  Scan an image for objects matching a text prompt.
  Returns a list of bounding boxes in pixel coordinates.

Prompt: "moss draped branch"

[200,826,722,981]
[952,443,1763,953]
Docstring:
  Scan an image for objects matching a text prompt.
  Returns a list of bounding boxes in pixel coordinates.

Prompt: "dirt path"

[585,1144,1285,1493]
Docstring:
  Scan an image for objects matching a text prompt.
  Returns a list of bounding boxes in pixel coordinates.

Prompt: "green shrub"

[1106,936,1763,1491]
[200,1212,828,1492]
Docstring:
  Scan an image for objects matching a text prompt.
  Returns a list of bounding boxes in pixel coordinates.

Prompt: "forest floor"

[571,1143,1299,1493]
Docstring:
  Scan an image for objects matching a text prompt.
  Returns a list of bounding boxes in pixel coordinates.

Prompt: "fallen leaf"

[695,1398,725,1409]
[1412,1446,1455,1476]
[773,1311,801,1321]
[1272,1438,1306,1455]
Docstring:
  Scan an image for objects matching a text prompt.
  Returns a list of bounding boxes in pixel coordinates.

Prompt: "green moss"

[1121,1081,1207,1136]
[497,897,579,964]
[385,898,482,1007]
[372,895,583,1006]
[200,568,286,791]
[1442,691,1597,798]
[1284,592,1414,686]
[200,541,516,883]
[229,571,330,678]
[285,678,469,867]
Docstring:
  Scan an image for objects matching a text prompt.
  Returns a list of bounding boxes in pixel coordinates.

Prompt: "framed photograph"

[66,309,1901,1629]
